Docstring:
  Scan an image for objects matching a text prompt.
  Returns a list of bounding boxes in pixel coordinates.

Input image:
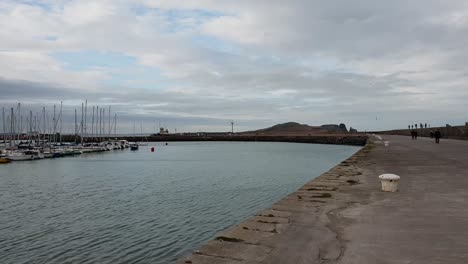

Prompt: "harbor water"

[0,142,360,264]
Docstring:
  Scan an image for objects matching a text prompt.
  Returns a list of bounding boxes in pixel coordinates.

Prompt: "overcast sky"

[1,0,467,133]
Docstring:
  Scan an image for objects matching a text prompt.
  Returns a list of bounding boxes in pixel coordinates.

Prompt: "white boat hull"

[7,155,35,161]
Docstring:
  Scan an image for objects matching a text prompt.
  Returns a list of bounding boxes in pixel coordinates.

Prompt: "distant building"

[159,127,169,134]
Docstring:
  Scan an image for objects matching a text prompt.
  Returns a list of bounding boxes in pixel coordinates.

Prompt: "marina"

[0,102,145,163]
[1,139,134,161]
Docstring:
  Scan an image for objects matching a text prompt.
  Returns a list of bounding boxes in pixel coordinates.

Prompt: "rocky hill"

[247,122,349,134]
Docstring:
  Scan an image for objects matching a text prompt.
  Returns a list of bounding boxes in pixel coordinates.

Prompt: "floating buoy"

[151,147,155,152]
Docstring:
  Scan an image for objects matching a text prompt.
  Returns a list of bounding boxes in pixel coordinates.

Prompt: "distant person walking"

[434,130,441,144]
[430,131,434,139]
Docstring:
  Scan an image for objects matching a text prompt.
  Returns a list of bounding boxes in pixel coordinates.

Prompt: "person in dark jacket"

[434,130,441,143]
[430,131,434,138]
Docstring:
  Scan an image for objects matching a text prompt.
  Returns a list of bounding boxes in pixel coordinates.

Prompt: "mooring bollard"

[378,174,400,192]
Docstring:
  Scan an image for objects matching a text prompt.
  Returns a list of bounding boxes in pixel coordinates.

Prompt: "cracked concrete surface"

[175,135,468,264]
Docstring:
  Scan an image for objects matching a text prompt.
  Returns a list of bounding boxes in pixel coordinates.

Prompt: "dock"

[176,135,468,263]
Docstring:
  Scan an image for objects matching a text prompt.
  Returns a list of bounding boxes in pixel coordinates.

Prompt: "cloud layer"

[1,0,467,132]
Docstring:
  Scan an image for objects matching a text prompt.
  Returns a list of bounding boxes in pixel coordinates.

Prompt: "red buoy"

[151,147,155,152]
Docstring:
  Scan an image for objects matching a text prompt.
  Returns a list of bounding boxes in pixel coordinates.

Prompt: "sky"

[1,0,467,133]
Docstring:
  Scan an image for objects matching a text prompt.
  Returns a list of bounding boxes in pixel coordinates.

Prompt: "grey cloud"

[1,1,468,131]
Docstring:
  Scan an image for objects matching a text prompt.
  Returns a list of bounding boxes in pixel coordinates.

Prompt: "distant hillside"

[246,122,348,134]
[320,123,348,133]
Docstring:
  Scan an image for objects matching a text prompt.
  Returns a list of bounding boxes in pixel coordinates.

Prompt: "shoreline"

[174,138,374,264]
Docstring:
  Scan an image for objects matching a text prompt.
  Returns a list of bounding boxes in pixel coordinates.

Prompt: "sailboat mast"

[91,106,95,139]
[53,104,56,143]
[42,107,46,142]
[59,101,63,143]
[2,107,5,135]
[10,108,14,147]
[29,110,33,135]
[84,100,87,141]
[81,103,84,144]
[74,109,77,135]
[96,106,99,139]
[108,106,111,137]
[17,103,21,142]
[99,108,102,138]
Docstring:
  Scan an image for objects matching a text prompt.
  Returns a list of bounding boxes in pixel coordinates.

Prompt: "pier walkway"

[176,135,468,264]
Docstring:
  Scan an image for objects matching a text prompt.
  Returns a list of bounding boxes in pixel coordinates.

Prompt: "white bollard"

[378,174,400,192]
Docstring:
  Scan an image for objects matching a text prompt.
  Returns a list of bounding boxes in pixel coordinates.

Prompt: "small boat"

[0,157,10,164]
[119,140,130,149]
[43,152,54,158]
[130,144,139,151]
[24,150,44,160]
[6,152,35,161]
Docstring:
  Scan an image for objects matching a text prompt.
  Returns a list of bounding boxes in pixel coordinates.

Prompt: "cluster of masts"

[74,100,117,143]
[1,101,118,147]
[0,101,132,164]
[2,102,62,146]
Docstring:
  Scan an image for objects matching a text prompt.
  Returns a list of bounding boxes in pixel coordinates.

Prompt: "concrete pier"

[175,135,468,264]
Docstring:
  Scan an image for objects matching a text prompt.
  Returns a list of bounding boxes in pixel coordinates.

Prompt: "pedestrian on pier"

[434,130,441,144]
[430,131,434,139]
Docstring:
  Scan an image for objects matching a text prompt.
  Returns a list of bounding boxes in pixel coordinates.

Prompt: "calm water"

[0,142,360,264]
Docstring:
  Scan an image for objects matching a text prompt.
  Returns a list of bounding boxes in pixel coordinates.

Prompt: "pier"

[176,135,468,263]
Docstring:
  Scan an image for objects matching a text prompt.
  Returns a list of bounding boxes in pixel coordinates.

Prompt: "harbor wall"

[1,134,367,146]
[62,134,368,146]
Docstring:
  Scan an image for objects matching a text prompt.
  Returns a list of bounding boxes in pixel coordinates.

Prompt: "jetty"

[176,135,468,263]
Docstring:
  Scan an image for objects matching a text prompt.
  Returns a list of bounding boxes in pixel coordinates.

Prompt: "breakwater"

[55,134,368,146]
